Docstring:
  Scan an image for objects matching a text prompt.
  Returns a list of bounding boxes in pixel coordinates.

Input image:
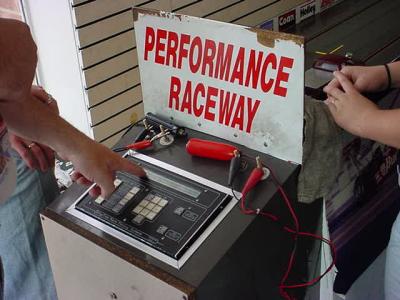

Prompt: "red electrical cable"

[238,161,336,300]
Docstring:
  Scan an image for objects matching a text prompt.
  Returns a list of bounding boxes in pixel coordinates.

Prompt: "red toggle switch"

[186,138,238,161]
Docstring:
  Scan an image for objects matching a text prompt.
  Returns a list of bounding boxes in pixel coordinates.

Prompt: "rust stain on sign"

[249,28,304,48]
[133,8,183,22]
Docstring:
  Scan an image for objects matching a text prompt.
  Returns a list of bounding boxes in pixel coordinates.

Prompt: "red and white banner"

[134,9,304,164]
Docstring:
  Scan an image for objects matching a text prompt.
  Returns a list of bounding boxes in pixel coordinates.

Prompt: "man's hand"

[9,135,55,172]
[8,86,58,172]
[324,71,379,137]
[324,65,388,94]
[68,139,146,198]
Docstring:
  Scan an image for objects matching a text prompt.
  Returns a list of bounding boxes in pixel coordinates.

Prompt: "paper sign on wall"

[133,9,304,164]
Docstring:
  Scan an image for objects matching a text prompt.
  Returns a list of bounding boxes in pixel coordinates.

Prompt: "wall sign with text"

[133,9,304,164]
[278,9,296,31]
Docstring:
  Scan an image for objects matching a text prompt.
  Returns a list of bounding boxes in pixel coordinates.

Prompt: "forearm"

[388,61,400,89]
[361,108,400,149]
[0,95,91,159]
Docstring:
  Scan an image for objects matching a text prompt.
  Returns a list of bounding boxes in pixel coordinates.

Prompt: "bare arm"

[325,71,400,149]
[0,18,145,197]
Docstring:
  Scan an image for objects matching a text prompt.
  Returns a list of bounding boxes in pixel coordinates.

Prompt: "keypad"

[93,179,142,214]
[131,193,168,224]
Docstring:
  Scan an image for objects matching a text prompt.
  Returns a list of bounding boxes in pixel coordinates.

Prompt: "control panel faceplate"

[67,152,237,268]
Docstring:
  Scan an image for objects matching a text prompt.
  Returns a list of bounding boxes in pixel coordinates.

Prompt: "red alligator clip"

[241,157,265,197]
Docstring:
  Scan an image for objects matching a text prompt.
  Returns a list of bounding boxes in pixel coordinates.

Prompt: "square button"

[158,199,168,207]
[173,207,185,216]
[124,192,135,200]
[139,200,149,207]
[146,212,157,220]
[132,214,144,225]
[152,205,162,213]
[120,197,129,204]
[156,225,168,235]
[140,208,150,216]
[132,206,143,214]
[145,194,155,201]
[130,187,140,194]
[146,203,155,210]
[152,196,161,204]
[94,196,104,204]
[112,204,123,213]
[114,178,122,187]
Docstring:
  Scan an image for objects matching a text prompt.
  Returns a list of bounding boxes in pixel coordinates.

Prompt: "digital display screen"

[144,168,201,198]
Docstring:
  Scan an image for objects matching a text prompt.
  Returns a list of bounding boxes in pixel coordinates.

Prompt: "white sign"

[299,1,316,21]
[133,9,304,164]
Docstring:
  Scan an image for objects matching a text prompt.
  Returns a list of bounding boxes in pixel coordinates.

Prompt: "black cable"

[121,117,145,138]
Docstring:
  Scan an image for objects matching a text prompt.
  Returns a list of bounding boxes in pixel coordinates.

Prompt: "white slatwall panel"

[86,68,140,106]
[70,0,306,145]
[138,0,172,10]
[92,102,144,142]
[233,0,304,26]
[174,0,240,17]
[80,31,135,68]
[73,0,134,27]
[77,10,134,48]
[83,49,138,88]
[90,87,142,125]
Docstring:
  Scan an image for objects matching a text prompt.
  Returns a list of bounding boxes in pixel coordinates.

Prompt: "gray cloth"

[297,97,343,203]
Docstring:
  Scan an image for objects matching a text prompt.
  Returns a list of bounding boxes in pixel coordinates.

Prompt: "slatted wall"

[69,0,304,147]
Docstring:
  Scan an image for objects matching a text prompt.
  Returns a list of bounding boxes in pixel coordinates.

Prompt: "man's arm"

[0,19,145,197]
[0,19,36,103]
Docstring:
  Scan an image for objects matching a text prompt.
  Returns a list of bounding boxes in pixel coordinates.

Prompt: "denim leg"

[385,212,400,300]
[0,156,59,300]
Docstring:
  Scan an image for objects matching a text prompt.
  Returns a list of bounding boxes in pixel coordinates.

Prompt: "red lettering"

[274,56,294,97]
[155,29,167,65]
[180,80,192,114]
[214,43,233,81]
[245,50,263,90]
[230,47,245,85]
[189,36,202,73]
[204,86,217,121]
[261,53,277,93]
[230,95,244,130]
[168,76,181,110]
[201,39,216,77]
[193,83,205,117]
[166,31,179,67]
[178,34,190,69]
[144,26,155,61]
[219,90,236,126]
[246,98,260,133]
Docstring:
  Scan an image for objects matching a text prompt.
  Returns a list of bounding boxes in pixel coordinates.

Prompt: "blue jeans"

[0,154,59,300]
[386,211,400,300]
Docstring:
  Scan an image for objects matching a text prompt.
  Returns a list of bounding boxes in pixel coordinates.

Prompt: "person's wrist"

[358,106,380,139]
[383,64,392,92]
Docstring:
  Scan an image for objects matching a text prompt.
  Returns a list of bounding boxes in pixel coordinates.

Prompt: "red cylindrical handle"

[126,140,152,150]
[186,138,238,161]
